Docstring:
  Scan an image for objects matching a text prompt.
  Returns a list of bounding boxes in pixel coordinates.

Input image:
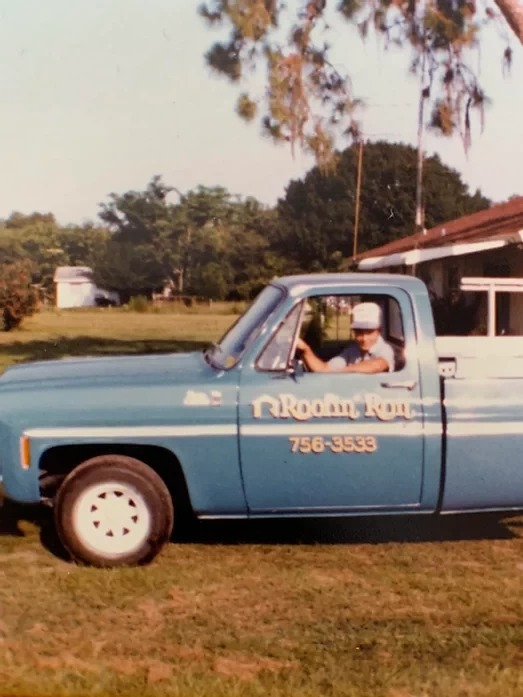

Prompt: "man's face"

[353,328,380,354]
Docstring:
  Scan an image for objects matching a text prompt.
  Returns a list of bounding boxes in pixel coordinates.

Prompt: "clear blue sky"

[0,0,521,225]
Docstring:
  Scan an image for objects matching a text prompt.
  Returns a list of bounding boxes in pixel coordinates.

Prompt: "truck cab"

[232,273,442,514]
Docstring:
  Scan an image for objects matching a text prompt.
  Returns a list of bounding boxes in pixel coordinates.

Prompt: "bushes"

[0,261,39,331]
[127,295,150,313]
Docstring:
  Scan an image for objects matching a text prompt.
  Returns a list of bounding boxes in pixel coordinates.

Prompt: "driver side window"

[256,293,407,373]
[297,293,405,373]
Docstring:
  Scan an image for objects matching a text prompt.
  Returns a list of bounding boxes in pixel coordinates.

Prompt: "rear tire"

[54,455,174,567]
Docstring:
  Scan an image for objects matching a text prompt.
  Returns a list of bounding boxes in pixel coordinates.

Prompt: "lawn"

[0,305,237,371]
[0,308,522,697]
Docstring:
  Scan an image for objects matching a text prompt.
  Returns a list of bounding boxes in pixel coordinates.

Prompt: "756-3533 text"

[288,435,377,454]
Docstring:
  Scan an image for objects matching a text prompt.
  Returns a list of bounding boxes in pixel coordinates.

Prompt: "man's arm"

[296,338,331,372]
[296,339,392,374]
[342,357,389,374]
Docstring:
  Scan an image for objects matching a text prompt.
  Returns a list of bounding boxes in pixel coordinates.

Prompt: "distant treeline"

[0,142,490,315]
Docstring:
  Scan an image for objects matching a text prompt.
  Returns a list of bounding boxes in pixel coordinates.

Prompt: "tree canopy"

[0,213,108,289]
[0,142,491,310]
[199,1,522,163]
[94,149,489,295]
[94,178,282,301]
[274,140,490,271]
[0,212,110,328]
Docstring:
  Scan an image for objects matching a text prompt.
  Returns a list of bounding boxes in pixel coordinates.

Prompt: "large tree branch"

[200,0,523,160]
[495,0,523,43]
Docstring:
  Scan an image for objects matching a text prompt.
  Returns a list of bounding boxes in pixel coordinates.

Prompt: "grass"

[0,307,237,372]
[0,308,523,696]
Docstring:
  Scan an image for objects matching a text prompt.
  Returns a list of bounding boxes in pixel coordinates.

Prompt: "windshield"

[207,285,284,369]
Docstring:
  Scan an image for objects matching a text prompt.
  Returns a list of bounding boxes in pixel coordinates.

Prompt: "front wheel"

[54,455,174,567]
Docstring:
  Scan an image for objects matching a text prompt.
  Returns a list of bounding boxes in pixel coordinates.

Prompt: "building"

[53,266,119,309]
[357,196,523,335]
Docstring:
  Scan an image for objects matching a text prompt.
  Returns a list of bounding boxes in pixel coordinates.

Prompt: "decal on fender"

[183,389,223,407]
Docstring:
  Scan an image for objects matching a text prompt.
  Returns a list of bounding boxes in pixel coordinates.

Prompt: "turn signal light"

[19,435,31,470]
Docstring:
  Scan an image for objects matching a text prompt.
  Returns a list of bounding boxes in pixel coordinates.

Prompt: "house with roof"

[53,266,119,309]
[356,196,523,335]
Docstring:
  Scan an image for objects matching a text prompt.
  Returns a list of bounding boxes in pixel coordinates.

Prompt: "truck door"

[238,287,425,513]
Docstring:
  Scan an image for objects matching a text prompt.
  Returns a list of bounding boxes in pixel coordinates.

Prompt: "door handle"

[380,380,417,391]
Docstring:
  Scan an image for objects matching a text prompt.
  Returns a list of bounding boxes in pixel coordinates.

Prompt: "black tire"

[54,455,174,567]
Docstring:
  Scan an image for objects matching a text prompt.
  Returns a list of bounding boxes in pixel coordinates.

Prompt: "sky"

[0,0,522,226]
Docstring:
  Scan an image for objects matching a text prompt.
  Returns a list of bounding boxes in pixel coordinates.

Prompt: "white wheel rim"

[71,480,152,559]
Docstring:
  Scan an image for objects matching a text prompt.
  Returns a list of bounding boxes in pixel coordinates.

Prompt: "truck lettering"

[251,393,359,421]
[364,393,413,421]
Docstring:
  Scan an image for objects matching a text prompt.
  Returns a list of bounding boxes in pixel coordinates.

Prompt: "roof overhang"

[358,239,509,271]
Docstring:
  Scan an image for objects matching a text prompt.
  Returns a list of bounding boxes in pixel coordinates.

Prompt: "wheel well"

[39,444,193,519]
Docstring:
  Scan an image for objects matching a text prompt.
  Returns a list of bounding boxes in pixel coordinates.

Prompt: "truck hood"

[0,351,212,390]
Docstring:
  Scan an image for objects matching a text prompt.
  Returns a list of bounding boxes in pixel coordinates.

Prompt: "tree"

[5,211,56,229]
[99,176,175,247]
[0,214,109,294]
[0,234,25,267]
[0,260,39,331]
[57,225,111,269]
[274,141,490,271]
[224,206,285,298]
[92,240,166,303]
[171,186,235,293]
[174,188,282,299]
[96,176,178,297]
[197,261,229,299]
[496,0,523,39]
[95,179,277,300]
[199,1,522,163]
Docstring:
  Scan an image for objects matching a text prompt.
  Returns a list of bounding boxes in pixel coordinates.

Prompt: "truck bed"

[436,336,523,379]
[436,335,523,511]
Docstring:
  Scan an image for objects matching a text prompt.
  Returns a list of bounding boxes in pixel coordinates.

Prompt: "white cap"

[351,302,381,330]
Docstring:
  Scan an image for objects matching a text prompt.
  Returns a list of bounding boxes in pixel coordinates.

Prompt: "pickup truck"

[0,272,521,566]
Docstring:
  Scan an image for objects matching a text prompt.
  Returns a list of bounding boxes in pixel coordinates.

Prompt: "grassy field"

[0,305,238,372]
[1,308,523,697]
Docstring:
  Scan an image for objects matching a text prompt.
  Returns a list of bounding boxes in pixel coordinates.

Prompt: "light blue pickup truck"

[0,273,521,566]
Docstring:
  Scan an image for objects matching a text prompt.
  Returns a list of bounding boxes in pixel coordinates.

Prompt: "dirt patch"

[308,569,356,585]
[26,623,48,637]
[0,550,42,564]
[106,657,139,676]
[166,643,207,663]
[167,586,200,615]
[214,653,297,681]
[137,598,165,628]
[146,659,174,684]
[36,652,98,674]
[106,656,174,683]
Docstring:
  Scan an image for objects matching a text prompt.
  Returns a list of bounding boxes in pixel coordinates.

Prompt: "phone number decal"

[289,435,377,454]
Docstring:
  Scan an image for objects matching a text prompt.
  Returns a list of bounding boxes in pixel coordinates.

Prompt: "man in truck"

[296,301,395,374]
